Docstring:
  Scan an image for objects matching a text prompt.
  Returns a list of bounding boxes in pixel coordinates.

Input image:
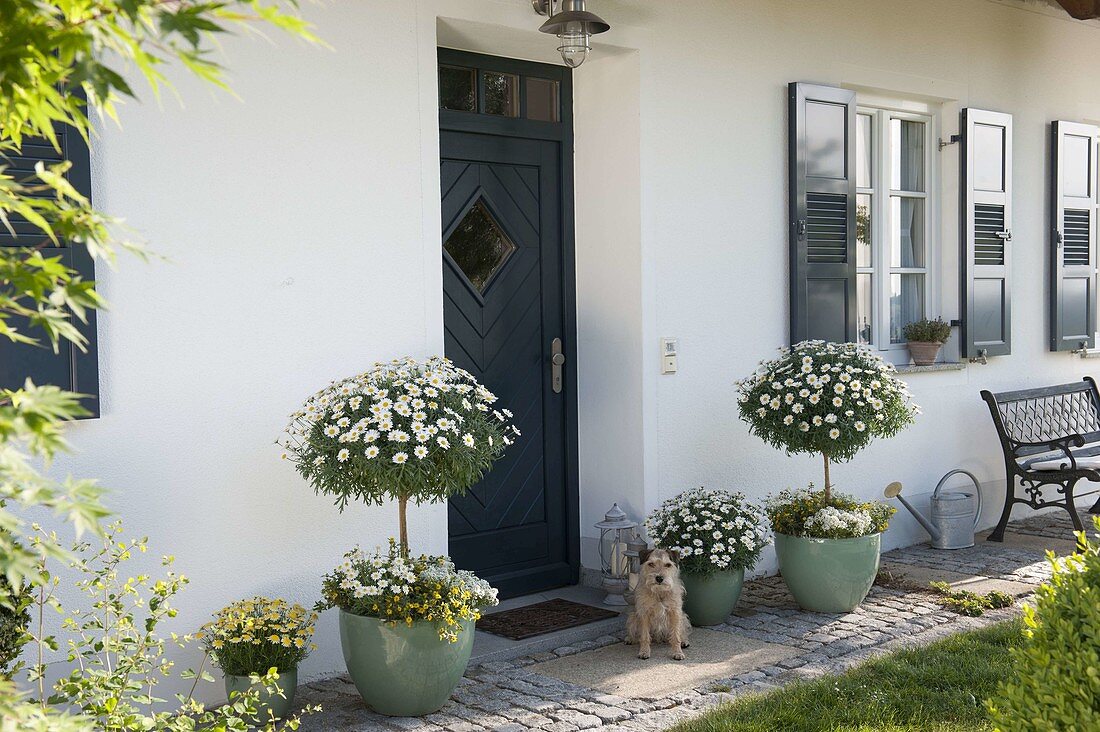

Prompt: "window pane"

[857,193,872,267]
[439,66,476,112]
[890,118,925,191]
[484,72,519,117]
[856,114,872,189]
[444,200,517,292]
[527,77,560,122]
[858,273,873,346]
[890,273,925,344]
[890,196,925,268]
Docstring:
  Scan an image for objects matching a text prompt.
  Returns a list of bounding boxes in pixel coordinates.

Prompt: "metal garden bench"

[981,378,1100,541]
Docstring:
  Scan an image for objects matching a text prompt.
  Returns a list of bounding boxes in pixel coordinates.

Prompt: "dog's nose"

[655,575,664,583]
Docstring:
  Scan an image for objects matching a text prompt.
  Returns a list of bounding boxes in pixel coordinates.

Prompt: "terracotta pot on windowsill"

[907,341,943,366]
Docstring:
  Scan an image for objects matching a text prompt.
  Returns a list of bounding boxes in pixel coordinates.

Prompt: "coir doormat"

[476,598,620,640]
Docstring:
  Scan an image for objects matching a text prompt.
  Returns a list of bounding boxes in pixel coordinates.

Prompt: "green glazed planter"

[339,610,474,717]
[774,532,881,613]
[680,568,745,626]
[224,668,297,723]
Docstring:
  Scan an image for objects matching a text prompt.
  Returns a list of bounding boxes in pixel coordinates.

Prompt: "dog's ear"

[639,548,652,565]
[667,549,680,565]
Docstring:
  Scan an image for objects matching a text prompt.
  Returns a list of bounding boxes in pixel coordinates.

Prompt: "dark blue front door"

[439,50,577,598]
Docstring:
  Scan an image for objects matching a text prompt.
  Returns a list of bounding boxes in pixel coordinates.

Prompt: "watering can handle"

[932,469,983,531]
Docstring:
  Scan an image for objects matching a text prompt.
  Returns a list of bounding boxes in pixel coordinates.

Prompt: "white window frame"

[855,97,940,357]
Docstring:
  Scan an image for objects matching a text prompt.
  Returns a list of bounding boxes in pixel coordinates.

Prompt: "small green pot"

[224,667,297,723]
[680,568,745,626]
[774,532,881,613]
[339,610,473,717]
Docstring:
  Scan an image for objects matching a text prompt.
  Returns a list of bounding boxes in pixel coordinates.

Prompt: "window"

[855,104,936,351]
[438,57,561,123]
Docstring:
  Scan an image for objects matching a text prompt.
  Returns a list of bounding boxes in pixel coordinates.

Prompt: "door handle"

[551,338,565,394]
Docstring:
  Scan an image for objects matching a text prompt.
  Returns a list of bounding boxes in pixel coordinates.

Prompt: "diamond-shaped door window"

[444,199,516,293]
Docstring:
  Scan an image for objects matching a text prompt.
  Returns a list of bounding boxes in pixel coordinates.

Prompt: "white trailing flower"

[804,506,874,539]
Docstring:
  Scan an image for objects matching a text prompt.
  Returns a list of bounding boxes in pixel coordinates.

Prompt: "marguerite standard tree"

[283,356,519,550]
[737,340,918,503]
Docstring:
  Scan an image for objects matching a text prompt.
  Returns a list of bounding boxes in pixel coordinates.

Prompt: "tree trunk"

[822,453,832,504]
[398,494,409,553]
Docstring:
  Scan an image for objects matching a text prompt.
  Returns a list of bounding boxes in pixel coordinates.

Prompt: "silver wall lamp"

[532,0,610,68]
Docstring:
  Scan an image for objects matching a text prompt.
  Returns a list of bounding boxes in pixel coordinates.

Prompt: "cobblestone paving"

[296,511,1085,732]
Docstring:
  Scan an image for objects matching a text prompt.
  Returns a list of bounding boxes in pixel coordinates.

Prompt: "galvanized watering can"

[883,469,983,550]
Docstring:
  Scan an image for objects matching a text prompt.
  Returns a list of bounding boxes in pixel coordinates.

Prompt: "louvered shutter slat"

[789,83,857,344]
[961,109,1013,358]
[1050,120,1098,352]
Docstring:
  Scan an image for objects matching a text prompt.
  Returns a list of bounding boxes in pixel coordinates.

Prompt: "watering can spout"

[883,481,942,542]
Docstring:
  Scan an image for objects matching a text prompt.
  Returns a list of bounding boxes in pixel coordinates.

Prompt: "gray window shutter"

[960,108,1013,359]
[788,82,856,344]
[1050,120,1098,352]
[0,123,99,415]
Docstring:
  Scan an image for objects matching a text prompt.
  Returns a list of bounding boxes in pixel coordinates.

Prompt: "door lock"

[551,338,565,394]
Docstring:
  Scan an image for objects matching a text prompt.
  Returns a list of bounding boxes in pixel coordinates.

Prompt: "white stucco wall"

[32,0,1100,695]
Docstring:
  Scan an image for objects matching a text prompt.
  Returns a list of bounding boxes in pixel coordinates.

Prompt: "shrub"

[200,597,317,676]
[766,486,894,539]
[0,575,29,677]
[737,341,919,503]
[902,317,951,343]
[318,539,498,642]
[20,523,319,731]
[988,519,1100,730]
[283,356,518,548]
[644,488,769,576]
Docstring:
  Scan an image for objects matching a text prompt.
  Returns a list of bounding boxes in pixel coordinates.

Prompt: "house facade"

[20,0,1100,685]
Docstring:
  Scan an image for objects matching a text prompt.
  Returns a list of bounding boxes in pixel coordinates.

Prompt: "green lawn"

[670,621,1021,732]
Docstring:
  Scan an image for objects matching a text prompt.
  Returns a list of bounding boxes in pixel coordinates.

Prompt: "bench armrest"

[1014,434,1087,469]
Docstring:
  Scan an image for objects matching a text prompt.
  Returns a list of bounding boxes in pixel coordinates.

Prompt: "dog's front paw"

[680,641,690,648]
[637,650,650,660]
[623,638,634,645]
[671,651,685,661]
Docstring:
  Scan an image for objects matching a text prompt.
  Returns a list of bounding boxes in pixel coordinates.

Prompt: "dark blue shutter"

[1050,121,1098,352]
[788,82,857,344]
[960,108,1013,359]
[0,125,99,415]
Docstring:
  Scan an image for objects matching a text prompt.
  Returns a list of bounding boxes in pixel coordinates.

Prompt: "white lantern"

[595,503,637,606]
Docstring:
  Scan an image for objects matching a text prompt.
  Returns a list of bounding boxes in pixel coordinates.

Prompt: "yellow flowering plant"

[200,597,318,676]
[317,540,498,642]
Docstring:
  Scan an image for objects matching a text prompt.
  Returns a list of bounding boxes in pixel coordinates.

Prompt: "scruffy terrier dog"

[625,548,692,660]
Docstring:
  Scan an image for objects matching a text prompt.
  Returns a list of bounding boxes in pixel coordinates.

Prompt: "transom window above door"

[439,62,561,122]
[855,105,937,350]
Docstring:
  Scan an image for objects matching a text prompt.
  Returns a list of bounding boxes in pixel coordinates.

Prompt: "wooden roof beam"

[1054,0,1100,20]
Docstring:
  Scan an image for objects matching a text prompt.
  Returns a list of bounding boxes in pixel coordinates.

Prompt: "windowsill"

[894,362,966,374]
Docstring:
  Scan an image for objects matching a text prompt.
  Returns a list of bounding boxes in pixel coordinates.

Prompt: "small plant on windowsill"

[736,340,919,612]
[902,318,952,366]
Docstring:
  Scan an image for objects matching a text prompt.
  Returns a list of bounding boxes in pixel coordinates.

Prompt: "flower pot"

[339,610,473,717]
[774,532,880,613]
[907,341,943,366]
[224,668,297,723]
[680,568,745,626]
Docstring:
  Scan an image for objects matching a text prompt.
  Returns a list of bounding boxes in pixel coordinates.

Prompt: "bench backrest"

[981,378,1100,457]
